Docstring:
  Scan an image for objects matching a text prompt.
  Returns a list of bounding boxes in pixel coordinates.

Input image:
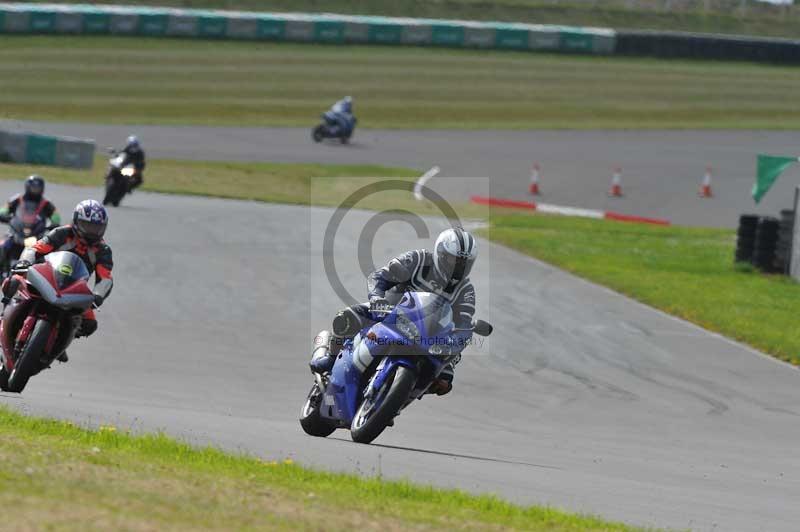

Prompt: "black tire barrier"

[616,31,800,64]
[738,214,760,231]
[752,217,780,272]
[774,209,796,273]
[735,214,761,264]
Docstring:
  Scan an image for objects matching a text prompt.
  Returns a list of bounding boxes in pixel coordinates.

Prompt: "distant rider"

[324,96,356,137]
[118,135,146,191]
[14,200,113,363]
[311,227,478,396]
[0,175,61,266]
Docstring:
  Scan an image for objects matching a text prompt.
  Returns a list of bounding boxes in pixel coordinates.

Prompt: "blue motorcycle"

[312,111,356,144]
[301,289,492,444]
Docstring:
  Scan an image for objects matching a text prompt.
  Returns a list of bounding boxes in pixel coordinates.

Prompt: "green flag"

[753,154,799,204]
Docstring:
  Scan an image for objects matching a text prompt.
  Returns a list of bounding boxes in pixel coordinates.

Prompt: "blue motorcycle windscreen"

[395,292,454,340]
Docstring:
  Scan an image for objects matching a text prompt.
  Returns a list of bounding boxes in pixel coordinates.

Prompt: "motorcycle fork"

[44,320,60,357]
[15,314,38,352]
[13,304,58,361]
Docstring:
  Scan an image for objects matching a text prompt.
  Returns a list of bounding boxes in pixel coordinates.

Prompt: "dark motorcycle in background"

[0,201,49,279]
[312,112,357,144]
[103,149,140,207]
[0,251,95,393]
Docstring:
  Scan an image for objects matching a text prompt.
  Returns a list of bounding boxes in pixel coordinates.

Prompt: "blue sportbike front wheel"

[351,365,416,444]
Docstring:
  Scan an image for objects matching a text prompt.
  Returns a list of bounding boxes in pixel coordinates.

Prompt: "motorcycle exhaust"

[311,330,332,360]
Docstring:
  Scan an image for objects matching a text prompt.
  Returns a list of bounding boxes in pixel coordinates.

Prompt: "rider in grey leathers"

[311,227,478,395]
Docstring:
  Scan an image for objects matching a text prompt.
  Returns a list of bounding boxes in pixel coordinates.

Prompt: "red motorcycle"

[0,251,94,393]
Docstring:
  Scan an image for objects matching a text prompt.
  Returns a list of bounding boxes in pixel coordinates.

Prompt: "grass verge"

[2,36,800,129]
[0,405,641,531]
[23,0,800,38]
[483,214,800,366]
[0,156,418,205]
[0,157,496,219]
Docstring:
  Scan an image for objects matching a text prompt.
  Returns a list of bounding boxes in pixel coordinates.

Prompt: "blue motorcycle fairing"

[322,111,356,136]
[319,291,461,427]
[321,338,363,424]
[370,355,417,395]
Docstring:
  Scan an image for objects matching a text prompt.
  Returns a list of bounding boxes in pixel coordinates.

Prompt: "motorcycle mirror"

[473,320,493,337]
[386,261,411,283]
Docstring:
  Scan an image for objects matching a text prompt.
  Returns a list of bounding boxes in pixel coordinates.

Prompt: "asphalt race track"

[4,119,800,227]
[0,175,798,531]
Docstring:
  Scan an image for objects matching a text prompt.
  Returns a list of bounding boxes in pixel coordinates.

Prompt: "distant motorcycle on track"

[300,267,492,443]
[103,149,140,207]
[312,112,357,144]
[0,251,96,393]
[0,201,50,279]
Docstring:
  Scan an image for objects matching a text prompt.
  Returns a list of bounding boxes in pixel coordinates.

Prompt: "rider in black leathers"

[0,175,61,270]
[119,135,146,191]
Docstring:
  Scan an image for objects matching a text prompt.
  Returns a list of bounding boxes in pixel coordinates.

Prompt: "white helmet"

[126,135,140,152]
[433,227,477,286]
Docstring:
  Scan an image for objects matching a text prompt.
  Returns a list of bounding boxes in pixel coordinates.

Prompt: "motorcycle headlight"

[428,342,454,357]
[395,312,419,341]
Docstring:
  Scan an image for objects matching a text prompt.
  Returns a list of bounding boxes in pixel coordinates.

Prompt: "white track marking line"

[536,202,605,219]
[414,166,440,201]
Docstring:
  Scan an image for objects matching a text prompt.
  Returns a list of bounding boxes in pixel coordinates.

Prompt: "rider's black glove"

[93,294,104,308]
[14,260,32,271]
[369,296,392,316]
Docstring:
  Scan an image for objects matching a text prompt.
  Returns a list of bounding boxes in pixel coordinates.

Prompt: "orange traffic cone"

[608,167,623,197]
[699,166,713,198]
[529,163,541,196]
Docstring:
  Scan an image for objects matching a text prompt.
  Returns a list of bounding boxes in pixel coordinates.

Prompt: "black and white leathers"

[368,249,476,331]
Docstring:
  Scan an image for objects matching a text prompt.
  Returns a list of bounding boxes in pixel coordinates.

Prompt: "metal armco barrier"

[0,130,95,169]
[616,30,800,64]
[2,4,796,62]
[791,187,800,281]
[0,3,616,55]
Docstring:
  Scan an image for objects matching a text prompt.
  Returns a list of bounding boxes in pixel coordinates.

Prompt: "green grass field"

[2,36,800,129]
[22,0,800,38]
[484,214,800,366]
[0,406,641,531]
